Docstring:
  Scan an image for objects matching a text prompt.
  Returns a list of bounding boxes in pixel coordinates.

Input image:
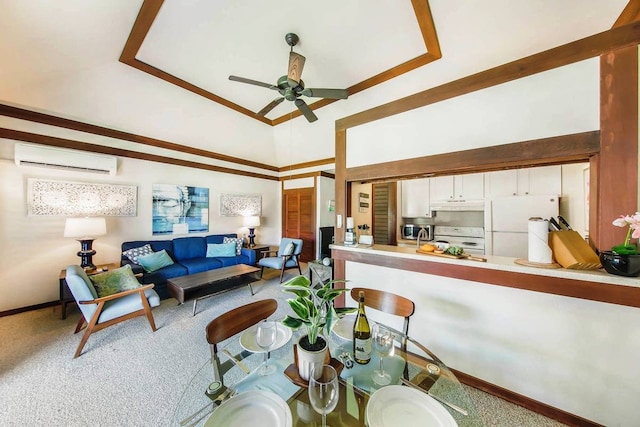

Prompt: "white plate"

[331,315,375,341]
[204,390,292,427]
[366,385,458,427]
[239,323,292,353]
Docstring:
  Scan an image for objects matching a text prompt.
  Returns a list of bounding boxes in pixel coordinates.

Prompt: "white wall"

[343,261,640,426]
[317,176,335,228]
[350,182,372,238]
[346,59,599,168]
[560,163,589,238]
[0,143,280,311]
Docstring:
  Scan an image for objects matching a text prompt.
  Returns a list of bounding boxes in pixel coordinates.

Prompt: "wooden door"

[283,187,315,262]
[372,183,397,245]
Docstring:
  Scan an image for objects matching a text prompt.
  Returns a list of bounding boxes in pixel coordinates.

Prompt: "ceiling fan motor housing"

[285,33,299,47]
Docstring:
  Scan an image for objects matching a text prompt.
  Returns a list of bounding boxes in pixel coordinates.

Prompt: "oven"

[433,226,485,255]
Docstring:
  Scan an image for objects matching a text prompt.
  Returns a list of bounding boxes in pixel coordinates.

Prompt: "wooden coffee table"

[167,264,261,315]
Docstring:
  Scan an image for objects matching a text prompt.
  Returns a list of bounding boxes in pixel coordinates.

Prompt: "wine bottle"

[353,291,371,364]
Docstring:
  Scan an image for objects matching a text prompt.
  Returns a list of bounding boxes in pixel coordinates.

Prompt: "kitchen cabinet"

[430,173,484,201]
[400,178,432,217]
[486,166,561,197]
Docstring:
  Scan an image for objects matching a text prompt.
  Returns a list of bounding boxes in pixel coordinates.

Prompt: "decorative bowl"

[599,251,640,277]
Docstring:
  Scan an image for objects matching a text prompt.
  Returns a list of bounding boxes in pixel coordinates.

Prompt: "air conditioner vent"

[14,143,117,175]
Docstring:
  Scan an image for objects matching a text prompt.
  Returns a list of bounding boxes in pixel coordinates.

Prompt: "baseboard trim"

[452,368,604,427]
[0,300,59,318]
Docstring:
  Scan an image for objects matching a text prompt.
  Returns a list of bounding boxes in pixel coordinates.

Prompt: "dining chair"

[65,265,160,358]
[257,238,303,283]
[349,287,415,351]
[205,298,278,384]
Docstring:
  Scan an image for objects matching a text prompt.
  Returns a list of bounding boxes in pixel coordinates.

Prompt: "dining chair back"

[205,298,278,383]
[257,238,304,283]
[65,265,160,358]
[350,287,415,350]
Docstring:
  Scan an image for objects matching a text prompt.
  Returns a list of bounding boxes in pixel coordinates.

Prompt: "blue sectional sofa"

[121,234,256,299]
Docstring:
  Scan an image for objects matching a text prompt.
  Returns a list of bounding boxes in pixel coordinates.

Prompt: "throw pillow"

[223,236,243,255]
[122,244,154,265]
[137,249,175,273]
[89,264,141,298]
[206,242,237,257]
[282,242,295,256]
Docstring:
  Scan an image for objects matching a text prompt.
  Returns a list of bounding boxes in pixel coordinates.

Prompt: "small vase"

[600,251,640,277]
[296,335,327,381]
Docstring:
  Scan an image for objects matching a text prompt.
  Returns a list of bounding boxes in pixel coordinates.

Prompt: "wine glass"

[255,320,277,375]
[308,364,339,427]
[371,324,394,385]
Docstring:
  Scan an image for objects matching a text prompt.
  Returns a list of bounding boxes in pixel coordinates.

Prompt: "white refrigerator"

[484,195,559,258]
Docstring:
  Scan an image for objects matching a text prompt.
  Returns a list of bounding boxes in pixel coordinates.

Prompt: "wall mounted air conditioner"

[14,143,117,175]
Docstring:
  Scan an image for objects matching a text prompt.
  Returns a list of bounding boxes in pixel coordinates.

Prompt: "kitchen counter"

[330,242,640,308]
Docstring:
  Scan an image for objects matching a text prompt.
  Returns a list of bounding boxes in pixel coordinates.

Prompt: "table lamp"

[64,217,107,269]
[243,216,261,247]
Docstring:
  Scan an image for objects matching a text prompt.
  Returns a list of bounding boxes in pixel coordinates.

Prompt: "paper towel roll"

[528,218,553,263]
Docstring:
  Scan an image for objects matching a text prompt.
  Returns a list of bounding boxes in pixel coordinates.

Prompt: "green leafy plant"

[281,275,356,347]
[612,213,640,255]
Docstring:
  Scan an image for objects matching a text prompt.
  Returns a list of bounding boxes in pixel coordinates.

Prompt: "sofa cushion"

[180,257,223,274]
[223,236,244,255]
[205,234,237,245]
[207,242,236,257]
[122,244,154,265]
[216,254,251,267]
[138,250,175,273]
[139,262,188,285]
[89,265,141,298]
[122,240,174,260]
[173,236,206,261]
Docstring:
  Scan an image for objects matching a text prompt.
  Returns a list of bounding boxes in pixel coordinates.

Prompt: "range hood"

[430,200,485,211]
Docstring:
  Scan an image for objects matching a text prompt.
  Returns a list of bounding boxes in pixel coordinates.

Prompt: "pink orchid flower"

[612,212,640,245]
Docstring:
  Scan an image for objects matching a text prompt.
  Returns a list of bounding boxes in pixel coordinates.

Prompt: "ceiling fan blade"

[287,52,306,87]
[229,75,278,90]
[294,98,318,123]
[300,88,349,99]
[257,97,285,116]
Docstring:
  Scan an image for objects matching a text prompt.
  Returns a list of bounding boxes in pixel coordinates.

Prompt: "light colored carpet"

[0,266,566,426]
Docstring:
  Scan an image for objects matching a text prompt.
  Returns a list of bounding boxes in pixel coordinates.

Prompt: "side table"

[59,262,120,320]
[309,258,334,287]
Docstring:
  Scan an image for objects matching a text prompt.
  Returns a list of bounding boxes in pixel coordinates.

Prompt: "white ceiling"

[0,0,631,169]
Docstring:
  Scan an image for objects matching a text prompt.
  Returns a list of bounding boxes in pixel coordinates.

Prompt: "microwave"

[401,224,433,240]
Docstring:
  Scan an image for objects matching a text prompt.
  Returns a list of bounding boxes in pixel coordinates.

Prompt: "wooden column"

[595,45,638,251]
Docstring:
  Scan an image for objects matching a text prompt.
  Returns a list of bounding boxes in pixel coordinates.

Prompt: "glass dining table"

[172,317,483,426]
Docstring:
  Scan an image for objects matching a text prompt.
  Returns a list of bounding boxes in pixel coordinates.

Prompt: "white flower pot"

[296,335,327,381]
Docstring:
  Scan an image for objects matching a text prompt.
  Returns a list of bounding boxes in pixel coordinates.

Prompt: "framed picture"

[152,184,209,235]
[27,178,137,216]
[219,193,262,217]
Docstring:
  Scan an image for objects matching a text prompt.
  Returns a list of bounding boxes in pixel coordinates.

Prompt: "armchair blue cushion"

[258,238,303,283]
[65,265,160,358]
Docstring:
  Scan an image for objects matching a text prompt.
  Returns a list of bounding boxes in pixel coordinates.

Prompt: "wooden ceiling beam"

[0,128,279,181]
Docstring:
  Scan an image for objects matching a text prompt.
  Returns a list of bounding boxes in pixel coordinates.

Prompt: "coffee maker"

[344,217,356,245]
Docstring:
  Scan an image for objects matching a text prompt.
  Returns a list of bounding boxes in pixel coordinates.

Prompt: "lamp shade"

[243,216,261,227]
[64,217,107,239]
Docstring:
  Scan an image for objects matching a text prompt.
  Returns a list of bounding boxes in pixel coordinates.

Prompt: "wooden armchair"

[257,238,303,283]
[65,265,160,358]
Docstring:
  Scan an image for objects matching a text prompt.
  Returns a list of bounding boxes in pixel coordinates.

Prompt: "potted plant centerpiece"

[600,212,640,277]
[281,275,355,381]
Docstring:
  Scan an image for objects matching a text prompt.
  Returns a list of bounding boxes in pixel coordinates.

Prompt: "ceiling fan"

[229,33,349,123]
